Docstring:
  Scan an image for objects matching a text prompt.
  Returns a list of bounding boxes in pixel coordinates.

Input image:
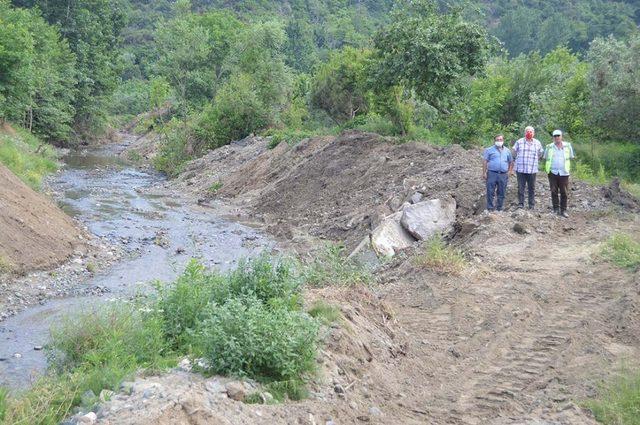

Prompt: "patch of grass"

[86,262,96,274]
[207,181,223,194]
[414,235,467,276]
[0,256,13,274]
[308,301,342,326]
[264,128,316,149]
[303,243,373,287]
[573,160,609,185]
[600,233,640,271]
[127,150,142,162]
[264,379,309,402]
[585,370,640,425]
[0,387,7,421]
[621,181,640,200]
[0,125,58,190]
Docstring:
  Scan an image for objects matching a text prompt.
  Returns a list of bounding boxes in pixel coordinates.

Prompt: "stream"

[0,135,274,390]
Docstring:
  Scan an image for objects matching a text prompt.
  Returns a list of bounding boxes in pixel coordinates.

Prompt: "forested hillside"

[1,0,639,183]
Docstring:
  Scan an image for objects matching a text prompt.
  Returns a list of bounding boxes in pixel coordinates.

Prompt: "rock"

[178,357,192,372]
[513,223,529,235]
[371,212,416,257]
[77,412,97,424]
[334,384,345,394]
[369,406,382,416]
[226,381,246,401]
[399,197,456,241]
[120,381,134,395]
[409,192,423,204]
[81,390,96,406]
[33,345,43,351]
[348,237,381,270]
[99,389,114,402]
[205,379,226,394]
[13,353,21,359]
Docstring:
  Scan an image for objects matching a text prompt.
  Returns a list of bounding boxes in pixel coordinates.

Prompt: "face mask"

[525,131,533,139]
[495,141,504,147]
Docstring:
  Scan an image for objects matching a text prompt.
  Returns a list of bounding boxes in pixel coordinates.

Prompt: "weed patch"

[308,301,342,326]
[585,369,640,425]
[303,244,373,287]
[207,181,223,194]
[0,126,58,190]
[600,233,640,271]
[414,235,467,275]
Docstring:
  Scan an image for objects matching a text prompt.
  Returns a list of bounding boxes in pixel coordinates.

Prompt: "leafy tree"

[587,34,640,142]
[34,0,126,137]
[372,0,490,112]
[309,47,372,124]
[154,15,213,114]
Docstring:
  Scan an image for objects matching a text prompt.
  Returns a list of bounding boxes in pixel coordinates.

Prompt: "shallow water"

[0,137,274,390]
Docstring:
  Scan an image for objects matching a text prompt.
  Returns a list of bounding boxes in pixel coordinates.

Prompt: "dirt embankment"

[0,164,87,274]
[100,130,640,424]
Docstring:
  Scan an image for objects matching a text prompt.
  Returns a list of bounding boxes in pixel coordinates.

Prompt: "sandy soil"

[0,163,87,274]
[92,131,640,424]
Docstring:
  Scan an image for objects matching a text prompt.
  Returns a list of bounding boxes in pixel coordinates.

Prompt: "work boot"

[560,210,569,218]
[553,207,559,214]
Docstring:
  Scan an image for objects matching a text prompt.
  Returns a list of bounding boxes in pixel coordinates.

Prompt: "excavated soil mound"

[0,164,85,274]
[214,131,485,249]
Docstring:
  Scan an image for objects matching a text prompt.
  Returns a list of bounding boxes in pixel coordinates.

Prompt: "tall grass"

[303,243,373,287]
[413,235,467,275]
[0,126,58,190]
[600,234,640,271]
[585,370,640,425]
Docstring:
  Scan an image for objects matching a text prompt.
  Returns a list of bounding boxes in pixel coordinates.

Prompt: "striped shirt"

[512,138,543,174]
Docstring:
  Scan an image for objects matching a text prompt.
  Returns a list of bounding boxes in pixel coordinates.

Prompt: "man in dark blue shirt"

[483,134,514,212]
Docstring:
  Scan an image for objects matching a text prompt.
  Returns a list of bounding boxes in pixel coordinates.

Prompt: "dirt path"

[378,211,639,424]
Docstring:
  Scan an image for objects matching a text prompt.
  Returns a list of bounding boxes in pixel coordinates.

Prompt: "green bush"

[585,370,640,425]
[308,301,342,326]
[153,118,193,176]
[265,128,315,149]
[197,297,318,382]
[600,234,640,271]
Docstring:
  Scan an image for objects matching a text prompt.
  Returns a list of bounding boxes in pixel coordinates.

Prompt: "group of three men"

[482,126,575,217]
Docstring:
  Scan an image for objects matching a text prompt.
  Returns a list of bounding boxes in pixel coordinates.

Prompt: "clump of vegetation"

[585,370,640,425]
[308,300,342,326]
[207,181,223,194]
[600,233,640,271]
[573,160,609,185]
[265,128,317,149]
[303,243,373,287]
[0,128,58,190]
[0,387,7,421]
[414,235,467,276]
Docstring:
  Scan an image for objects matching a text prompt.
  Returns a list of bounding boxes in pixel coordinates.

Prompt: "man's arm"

[483,159,488,180]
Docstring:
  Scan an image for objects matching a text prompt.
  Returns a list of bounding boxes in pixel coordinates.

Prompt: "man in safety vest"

[543,129,575,218]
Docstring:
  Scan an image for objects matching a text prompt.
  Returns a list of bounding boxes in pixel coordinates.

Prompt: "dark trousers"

[517,172,537,208]
[548,173,569,211]
[486,171,508,211]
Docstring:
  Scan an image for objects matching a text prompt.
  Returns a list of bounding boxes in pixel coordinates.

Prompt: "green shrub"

[153,118,193,176]
[414,235,467,275]
[573,160,608,185]
[303,243,373,287]
[585,370,640,425]
[196,297,318,382]
[207,181,223,193]
[600,233,640,271]
[265,128,315,149]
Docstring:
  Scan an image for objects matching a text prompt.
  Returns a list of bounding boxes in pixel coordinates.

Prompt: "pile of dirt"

[174,131,619,251]
[0,164,87,274]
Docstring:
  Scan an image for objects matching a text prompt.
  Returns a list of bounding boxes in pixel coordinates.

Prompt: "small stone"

[120,382,134,395]
[13,353,21,359]
[77,412,97,424]
[356,415,371,422]
[226,382,246,401]
[513,223,528,235]
[333,384,345,394]
[205,379,226,394]
[369,406,382,416]
[178,358,192,372]
[409,192,423,204]
[81,390,96,406]
[326,421,336,425]
[34,345,43,351]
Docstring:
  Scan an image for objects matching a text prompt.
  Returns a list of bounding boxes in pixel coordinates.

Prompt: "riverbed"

[0,135,274,390]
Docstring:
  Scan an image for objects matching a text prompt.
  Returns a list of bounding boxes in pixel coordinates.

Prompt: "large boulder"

[370,212,416,257]
[400,197,456,241]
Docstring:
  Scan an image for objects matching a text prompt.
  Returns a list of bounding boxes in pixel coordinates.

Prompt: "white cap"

[552,129,562,136]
